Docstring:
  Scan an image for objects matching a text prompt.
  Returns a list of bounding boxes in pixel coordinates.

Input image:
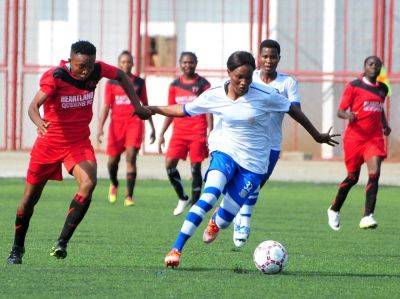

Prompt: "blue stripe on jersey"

[250,85,272,94]
[183,104,192,116]
[203,187,221,198]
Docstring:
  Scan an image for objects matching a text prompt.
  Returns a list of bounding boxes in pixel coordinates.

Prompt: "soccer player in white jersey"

[232,39,338,247]
[147,51,338,268]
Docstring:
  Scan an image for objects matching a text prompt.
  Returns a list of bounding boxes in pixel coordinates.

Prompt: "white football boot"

[359,214,378,229]
[233,214,250,248]
[327,206,341,231]
[173,197,189,216]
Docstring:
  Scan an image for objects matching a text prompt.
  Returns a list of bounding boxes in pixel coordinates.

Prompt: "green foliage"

[1,179,399,298]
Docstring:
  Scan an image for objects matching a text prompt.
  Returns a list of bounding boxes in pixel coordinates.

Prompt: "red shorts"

[26,138,96,185]
[343,136,386,173]
[166,135,208,163]
[106,120,144,156]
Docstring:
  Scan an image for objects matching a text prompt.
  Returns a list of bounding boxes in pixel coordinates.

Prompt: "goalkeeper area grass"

[1,178,399,298]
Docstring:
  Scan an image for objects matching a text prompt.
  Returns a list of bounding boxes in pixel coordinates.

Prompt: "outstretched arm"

[116,70,152,119]
[147,104,186,117]
[288,104,340,146]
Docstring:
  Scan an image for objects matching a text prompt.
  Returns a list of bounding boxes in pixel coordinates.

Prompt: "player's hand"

[97,129,104,144]
[383,125,391,136]
[348,112,357,122]
[134,106,153,120]
[36,120,49,137]
[315,126,340,146]
[149,129,156,144]
[158,135,165,154]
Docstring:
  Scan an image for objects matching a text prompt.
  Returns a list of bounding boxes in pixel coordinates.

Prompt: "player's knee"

[80,177,97,193]
[347,171,360,185]
[368,172,380,180]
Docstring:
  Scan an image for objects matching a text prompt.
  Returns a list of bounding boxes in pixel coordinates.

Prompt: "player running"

[158,52,212,216]
[147,51,338,268]
[97,50,156,206]
[231,39,340,247]
[6,41,151,265]
[327,55,391,230]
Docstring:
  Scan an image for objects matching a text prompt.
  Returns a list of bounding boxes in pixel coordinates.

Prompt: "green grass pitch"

[1,178,399,298]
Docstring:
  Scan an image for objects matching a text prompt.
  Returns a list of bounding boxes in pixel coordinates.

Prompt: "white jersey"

[252,70,300,150]
[184,80,291,174]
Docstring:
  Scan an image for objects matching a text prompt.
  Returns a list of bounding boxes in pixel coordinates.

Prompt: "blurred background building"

[0,0,399,159]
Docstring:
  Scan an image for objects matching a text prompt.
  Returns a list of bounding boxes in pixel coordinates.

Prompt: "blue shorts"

[262,149,280,182]
[206,151,264,206]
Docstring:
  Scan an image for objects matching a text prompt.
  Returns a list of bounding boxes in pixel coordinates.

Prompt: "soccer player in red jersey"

[327,56,391,231]
[158,52,212,216]
[7,41,151,264]
[97,50,156,206]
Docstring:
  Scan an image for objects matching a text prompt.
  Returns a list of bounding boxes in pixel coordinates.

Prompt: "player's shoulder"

[197,75,210,87]
[132,75,145,85]
[106,79,120,86]
[348,78,362,87]
[276,72,298,84]
[377,82,388,96]
[41,66,58,79]
[250,81,279,94]
[170,77,180,87]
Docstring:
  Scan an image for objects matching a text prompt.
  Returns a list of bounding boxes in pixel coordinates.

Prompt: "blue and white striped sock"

[172,170,227,252]
[238,188,259,227]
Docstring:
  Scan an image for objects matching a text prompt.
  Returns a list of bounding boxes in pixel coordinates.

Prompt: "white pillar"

[269,0,278,40]
[321,0,336,159]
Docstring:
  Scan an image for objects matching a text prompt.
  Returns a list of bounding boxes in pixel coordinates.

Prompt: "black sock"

[13,208,34,248]
[108,162,119,187]
[167,168,187,200]
[191,164,202,205]
[126,172,137,198]
[331,171,360,212]
[58,194,91,244]
[365,173,379,215]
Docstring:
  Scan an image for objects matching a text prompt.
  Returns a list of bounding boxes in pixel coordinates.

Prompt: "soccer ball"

[253,240,288,274]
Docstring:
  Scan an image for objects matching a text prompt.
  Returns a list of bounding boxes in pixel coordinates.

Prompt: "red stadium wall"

[1,0,399,160]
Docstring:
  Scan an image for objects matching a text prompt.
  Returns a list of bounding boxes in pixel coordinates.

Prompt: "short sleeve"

[202,80,211,92]
[168,85,176,105]
[286,77,301,104]
[39,69,57,96]
[339,84,354,110]
[264,92,291,113]
[184,91,213,116]
[98,61,118,80]
[104,81,114,106]
[139,81,148,105]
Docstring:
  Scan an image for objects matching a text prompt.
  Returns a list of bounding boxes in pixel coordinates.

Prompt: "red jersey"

[339,78,388,139]
[168,74,210,137]
[39,60,118,145]
[104,74,148,123]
